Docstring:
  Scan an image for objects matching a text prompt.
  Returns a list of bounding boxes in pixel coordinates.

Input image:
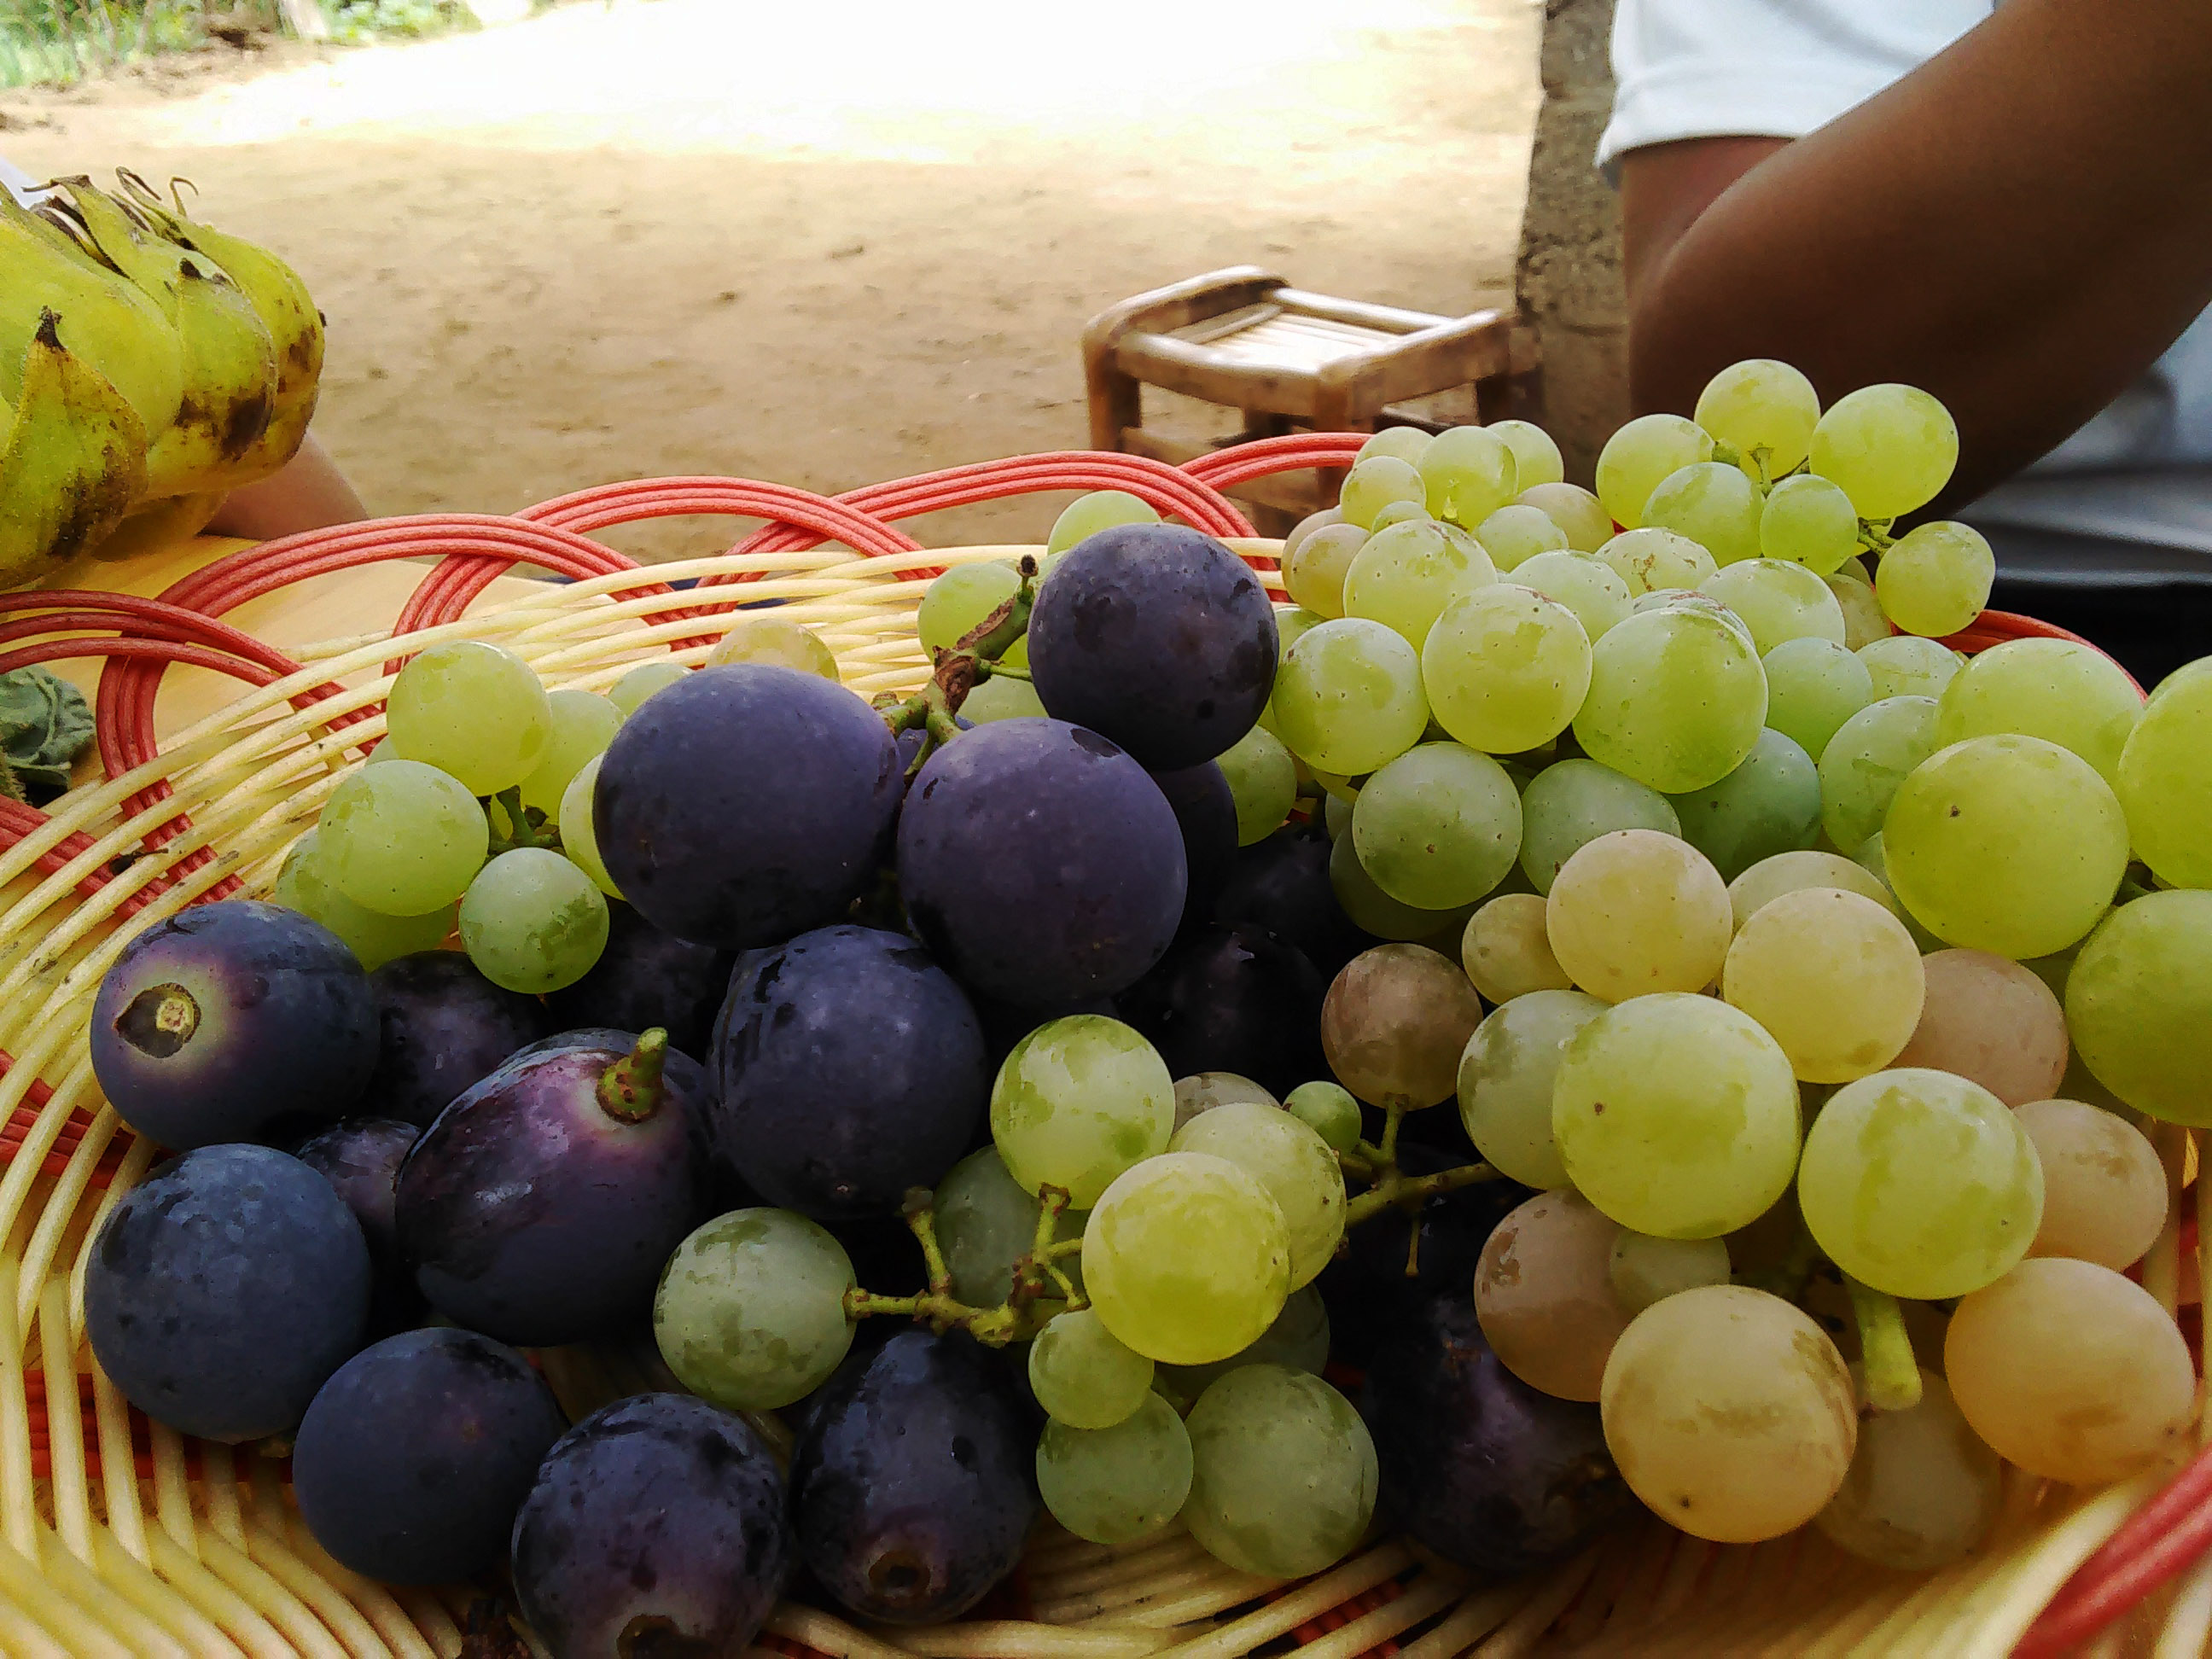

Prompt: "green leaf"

[0,667,95,794]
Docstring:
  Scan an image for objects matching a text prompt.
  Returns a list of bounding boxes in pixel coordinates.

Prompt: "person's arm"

[204,432,369,540]
[1622,0,2212,504]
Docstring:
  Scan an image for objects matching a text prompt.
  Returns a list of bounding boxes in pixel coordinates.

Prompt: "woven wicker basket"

[0,435,2204,1659]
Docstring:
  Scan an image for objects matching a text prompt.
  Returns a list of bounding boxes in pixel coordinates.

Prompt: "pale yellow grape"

[608,660,687,717]
[1354,428,1431,467]
[1322,792,1352,841]
[1635,587,1757,653]
[1698,559,1847,655]
[1808,383,1959,520]
[1936,637,2141,784]
[1726,849,1895,932]
[1595,413,1714,528]
[1874,521,1994,637]
[1860,634,1962,701]
[1883,735,2128,958]
[1029,1309,1155,1429]
[1457,990,1605,1189]
[1609,1231,1731,1315]
[1269,618,1429,776]
[1327,832,1477,941]
[1826,572,1892,649]
[320,759,490,916]
[1284,507,1344,563]
[707,616,839,681]
[516,687,622,816]
[1283,521,1368,619]
[1370,499,1430,531]
[2016,1098,2167,1270]
[1694,358,1820,479]
[271,831,456,970]
[1596,527,1716,596]
[1214,725,1297,846]
[1472,504,1569,572]
[990,1016,1175,1207]
[1853,830,1946,952]
[918,562,1022,656]
[1946,1258,2194,1484]
[1476,1188,1631,1400]
[1520,758,1680,894]
[1574,607,1768,794]
[1421,585,1592,755]
[1283,1083,1361,1155]
[961,673,1047,723]
[1516,481,1613,550]
[1817,695,1940,851]
[1351,742,1522,910]
[1546,830,1732,1002]
[386,639,552,796]
[1417,425,1519,527]
[1552,993,1802,1237]
[557,753,620,899]
[1339,456,1426,530]
[1513,550,1634,641]
[1047,489,1159,557]
[1759,473,1860,573]
[2064,891,2212,1125]
[1487,419,1564,488]
[1642,461,1763,566]
[1319,943,1485,1109]
[1722,888,1924,1081]
[1763,637,1875,759]
[1342,519,1497,649]
[1171,1072,1278,1132]
[2117,658,2212,887]
[1815,1368,2002,1571]
[1084,1152,1291,1365]
[1181,1365,1377,1577]
[1172,1101,1346,1289]
[1837,554,1873,583]
[1274,603,1325,657]
[1892,949,2069,1106]
[1461,893,1574,1003]
[1600,1285,1856,1543]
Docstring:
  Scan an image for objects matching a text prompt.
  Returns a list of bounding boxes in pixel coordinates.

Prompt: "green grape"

[1417,425,1519,527]
[991,1016,1175,1208]
[1608,1231,1731,1315]
[1545,829,1733,1002]
[1552,993,1800,1237]
[2017,1098,2167,1270]
[1511,549,1633,641]
[1029,1308,1154,1429]
[1817,695,1940,851]
[557,752,620,899]
[458,847,610,993]
[1636,588,1758,655]
[961,672,1048,723]
[516,687,622,816]
[1274,603,1326,656]
[2118,658,2212,888]
[1595,413,1714,528]
[1826,571,1891,650]
[1517,481,1613,551]
[1573,607,1768,795]
[386,639,552,796]
[917,562,1021,655]
[1369,498,1431,531]
[1085,1152,1290,1365]
[1758,473,1860,573]
[1596,527,1717,596]
[1159,1284,1330,1400]
[1037,1394,1192,1545]
[1472,504,1569,572]
[707,616,839,681]
[1874,521,1994,637]
[1284,521,1369,619]
[1476,1188,1630,1400]
[1642,461,1763,566]
[1797,1065,2042,1300]
[1214,725,1298,845]
[319,758,489,916]
[1328,831,1477,940]
[1488,420,1566,490]
[1322,791,1353,841]
[1461,891,1573,1002]
[1319,942,1484,1109]
[1723,888,1925,1082]
[271,830,454,969]
[1342,519,1497,649]
[1284,507,1344,562]
[1851,831,1945,952]
[1884,735,2128,958]
[1182,1365,1377,1577]
[1047,489,1160,557]
[1269,618,1429,776]
[2065,891,2212,1124]
[1697,560,1846,654]
[1518,757,1680,894]
[1728,847,1898,932]
[1860,634,1963,701]
[1338,456,1427,530]
[1664,727,1822,880]
[1422,586,1592,756]
[1816,1367,2002,1571]
[1936,637,2140,784]
[1283,1082,1362,1155]
[1172,1102,1344,1289]
[1762,637,1873,760]
[1173,1072,1278,1132]
[1601,1286,1855,1543]
[1808,384,1959,521]
[1694,358,1820,479]
[653,1208,855,1411]
[933,1145,1084,1310]
[1457,988,1605,1189]
[1355,427,1432,467]
[1350,742,1522,910]
[607,659,687,717]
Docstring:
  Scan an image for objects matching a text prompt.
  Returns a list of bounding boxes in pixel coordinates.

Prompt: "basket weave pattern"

[0,437,2203,1658]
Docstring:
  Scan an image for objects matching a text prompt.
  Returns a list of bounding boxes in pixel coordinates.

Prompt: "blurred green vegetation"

[0,0,479,88]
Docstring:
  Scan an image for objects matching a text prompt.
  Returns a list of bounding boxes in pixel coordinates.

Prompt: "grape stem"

[595,1028,669,1123]
[1845,1275,1924,1412]
[1342,1158,1502,1229]
[485,786,562,855]
[879,556,1039,775]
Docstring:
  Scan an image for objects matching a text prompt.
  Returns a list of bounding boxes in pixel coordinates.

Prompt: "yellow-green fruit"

[0,310,148,582]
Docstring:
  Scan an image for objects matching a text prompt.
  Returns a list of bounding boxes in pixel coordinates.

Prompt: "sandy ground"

[3,0,1539,561]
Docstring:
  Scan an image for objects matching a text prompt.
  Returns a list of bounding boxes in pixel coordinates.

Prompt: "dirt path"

[3,0,1539,561]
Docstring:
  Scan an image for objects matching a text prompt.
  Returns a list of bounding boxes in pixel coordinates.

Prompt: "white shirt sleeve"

[1597,0,1992,178]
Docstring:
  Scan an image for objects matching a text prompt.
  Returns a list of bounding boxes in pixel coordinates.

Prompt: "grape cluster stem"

[876,556,1039,776]
[1845,1275,1924,1412]
[484,785,562,856]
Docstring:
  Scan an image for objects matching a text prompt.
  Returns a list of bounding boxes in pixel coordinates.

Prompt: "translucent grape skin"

[1545,829,1733,1003]
[2117,658,2212,888]
[1268,617,1430,776]
[1642,460,1763,566]
[1828,570,1893,650]
[707,617,840,681]
[653,1209,857,1412]
[1461,892,1574,1003]
[1516,482,1614,551]
[607,659,687,717]
[1817,695,1941,852]
[1417,425,1519,527]
[917,562,1022,656]
[1722,888,1925,1083]
[1082,1151,1291,1366]
[1573,606,1768,795]
[1284,521,1369,618]
[1875,521,1994,637]
[1936,636,2142,784]
[1046,489,1159,558]
[1474,504,1570,571]
[516,687,623,816]
[1814,1366,2002,1571]
[1284,1080,1363,1155]
[1892,948,2069,1106]
[1664,726,1823,881]
[1171,1100,1346,1290]
[1342,518,1498,649]
[1369,499,1430,531]
[1595,413,1714,528]
[1215,725,1298,846]
[1319,943,1486,1109]
[1339,455,1428,529]
[1807,383,1959,521]
[1423,585,1592,756]
[1518,758,1681,894]
[1036,1394,1192,1545]
[2064,890,2212,1124]
[1695,358,1820,479]
[1699,559,1848,654]
[319,758,490,917]
[1182,1364,1378,1578]
[1029,1308,1155,1429]
[1355,428,1432,467]
[1860,634,1962,701]
[1512,549,1634,640]
[1329,830,1478,943]
[1350,742,1523,911]
[558,752,620,899]
[1759,474,1860,574]
[1597,527,1718,596]
[1609,1231,1731,1314]
[1171,1070,1278,1132]
[1458,992,1605,1192]
[1600,1285,1856,1544]
[2016,1098,2168,1271]
[272,830,457,970]
[386,639,552,796]
[459,847,611,994]
[1157,1283,1331,1406]
[1487,420,1565,488]
[1726,848,1899,932]
[990,1016,1173,1208]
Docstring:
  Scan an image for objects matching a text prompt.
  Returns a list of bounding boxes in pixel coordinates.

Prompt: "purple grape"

[395,1030,703,1346]
[1210,825,1375,977]
[1028,523,1278,768]
[897,719,1185,1006]
[594,665,902,949]
[1150,761,1238,925]
[512,1393,792,1656]
[294,1328,565,1583]
[1115,921,1326,1093]
[292,1116,422,1333]
[545,901,735,1058]
[792,1329,1037,1625]
[85,1144,370,1441]
[358,951,553,1127]
[90,899,375,1149]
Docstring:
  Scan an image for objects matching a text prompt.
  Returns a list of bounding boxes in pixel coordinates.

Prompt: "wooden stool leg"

[1085,347,1142,453]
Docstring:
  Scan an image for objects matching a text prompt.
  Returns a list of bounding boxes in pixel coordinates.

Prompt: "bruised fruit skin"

[546,899,736,1058]
[358,950,554,1127]
[512,1392,792,1656]
[90,899,376,1149]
